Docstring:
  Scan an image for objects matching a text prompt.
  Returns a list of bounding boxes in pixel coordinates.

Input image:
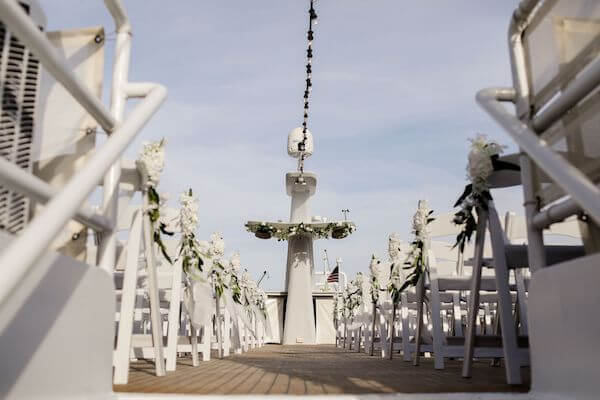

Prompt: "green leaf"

[454,184,473,207]
[154,231,173,264]
[148,208,160,223]
[159,223,174,236]
[148,186,160,204]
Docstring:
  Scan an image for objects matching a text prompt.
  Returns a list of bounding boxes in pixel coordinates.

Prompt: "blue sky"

[43,1,523,291]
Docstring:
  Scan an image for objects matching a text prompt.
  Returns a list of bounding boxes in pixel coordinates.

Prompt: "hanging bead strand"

[298,0,317,173]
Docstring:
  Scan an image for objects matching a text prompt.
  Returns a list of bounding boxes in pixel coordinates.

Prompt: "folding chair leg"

[378,309,388,358]
[141,197,166,377]
[514,269,529,335]
[388,303,396,360]
[401,294,411,361]
[462,210,487,378]
[413,275,425,366]
[201,324,211,361]
[233,317,242,354]
[370,302,376,356]
[494,267,522,382]
[429,267,445,369]
[343,317,348,349]
[113,211,143,384]
[215,298,223,359]
[166,258,183,371]
[452,292,463,337]
[488,206,522,385]
[223,309,231,357]
[191,327,199,366]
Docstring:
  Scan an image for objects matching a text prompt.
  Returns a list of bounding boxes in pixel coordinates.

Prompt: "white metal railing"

[0,0,167,307]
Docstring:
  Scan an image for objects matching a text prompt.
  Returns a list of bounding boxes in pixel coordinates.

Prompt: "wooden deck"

[114,344,530,395]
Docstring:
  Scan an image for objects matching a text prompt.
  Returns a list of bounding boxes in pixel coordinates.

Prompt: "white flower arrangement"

[177,189,205,278]
[389,262,405,293]
[388,200,434,303]
[196,232,228,299]
[467,134,506,194]
[136,139,165,189]
[388,233,402,262]
[453,134,517,252]
[254,287,268,319]
[227,253,243,305]
[344,273,364,318]
[239,270,261,319]
[178,189,199,238]
[368,254,382,303]
[137,139,173,263]
[209,232,225,257]
[176,192,229,297]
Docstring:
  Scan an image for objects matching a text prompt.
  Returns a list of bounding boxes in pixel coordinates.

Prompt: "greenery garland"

[229,272,243,305]
[210,259,228,299]
[388,201,434,303]
[246,221,356,241]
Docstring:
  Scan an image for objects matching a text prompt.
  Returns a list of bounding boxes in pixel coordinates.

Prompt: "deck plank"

[114,344,530,395]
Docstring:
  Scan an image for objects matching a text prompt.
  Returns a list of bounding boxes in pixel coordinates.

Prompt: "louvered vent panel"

[0,16,42,234]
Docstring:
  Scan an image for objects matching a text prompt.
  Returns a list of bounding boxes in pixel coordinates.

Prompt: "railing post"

[98,16,132,273]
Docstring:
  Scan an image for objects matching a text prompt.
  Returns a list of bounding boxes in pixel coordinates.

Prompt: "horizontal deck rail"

[476,87,600,227]
[0,157,112,232]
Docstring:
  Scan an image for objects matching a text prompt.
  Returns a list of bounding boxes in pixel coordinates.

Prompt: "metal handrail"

[476,87,600,226]
[0,0,167,308]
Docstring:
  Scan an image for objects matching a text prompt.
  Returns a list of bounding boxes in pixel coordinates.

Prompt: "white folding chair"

[112,161,167,383]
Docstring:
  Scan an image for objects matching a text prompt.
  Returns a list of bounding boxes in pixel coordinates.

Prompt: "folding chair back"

[518,0,600,256]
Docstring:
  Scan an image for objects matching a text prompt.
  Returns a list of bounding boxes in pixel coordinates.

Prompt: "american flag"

[327,266,339,283]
